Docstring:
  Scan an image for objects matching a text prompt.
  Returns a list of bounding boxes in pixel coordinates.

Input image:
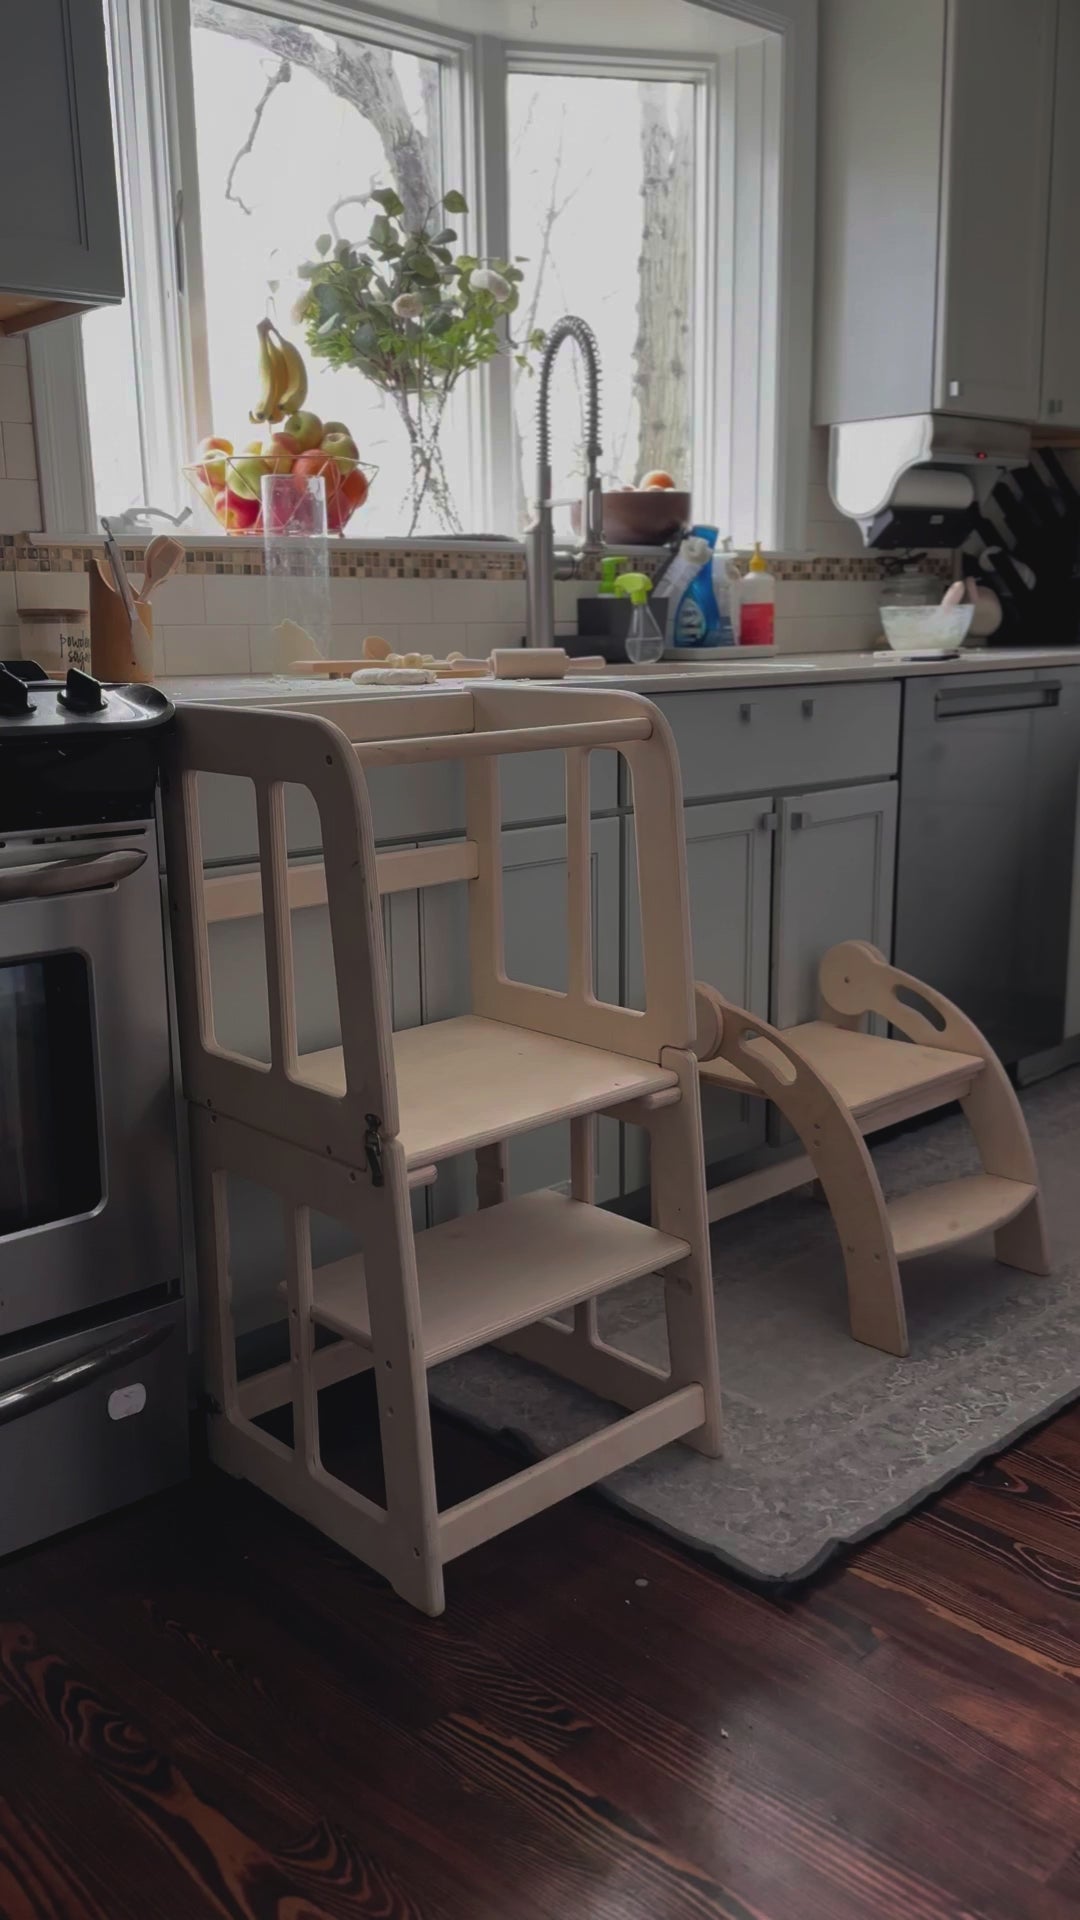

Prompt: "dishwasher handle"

[934,681,1062,720]
[0,1322,170,1428]
[0,848,147,904]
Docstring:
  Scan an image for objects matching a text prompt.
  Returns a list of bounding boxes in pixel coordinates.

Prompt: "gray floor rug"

[430,1070,1080,1583]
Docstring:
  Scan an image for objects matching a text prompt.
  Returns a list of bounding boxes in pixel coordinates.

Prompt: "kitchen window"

[32,0,815,549]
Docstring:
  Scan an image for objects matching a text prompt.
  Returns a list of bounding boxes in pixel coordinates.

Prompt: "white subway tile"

[163,624,251,674]
[151,635,168,678]
[16,569,89,612]
[554,580,586,621]
[0,576,16,620]
[249,624,287,674]
[327,626,368,661]
[805,517,864,558]
[203,573,268,624]
[0,625,19,657]
[773,613,881,654]
[0,338,26,367]
[328,576,367,622]
[145,573,206,626]
[466,620,528,653]
[362,578,434,624]
[0,365,32,424]
[428,579,526,624]
[0,478,41,533]
[775,578,881,618]
[2,422,35,481]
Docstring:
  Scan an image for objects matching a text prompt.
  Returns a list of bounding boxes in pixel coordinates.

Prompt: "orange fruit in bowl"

[639,469,677,490]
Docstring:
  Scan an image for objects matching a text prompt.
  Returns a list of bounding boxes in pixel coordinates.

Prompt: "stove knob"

[0,665,31,715]
[58,667,105,713]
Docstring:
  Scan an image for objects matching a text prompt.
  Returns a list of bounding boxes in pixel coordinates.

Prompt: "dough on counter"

[351,665,437,686]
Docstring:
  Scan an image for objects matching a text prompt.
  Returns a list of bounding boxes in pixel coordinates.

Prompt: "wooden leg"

[706,1005,910,1358]
[363,1139,444,1615]
[570,1115,599,1341]
[651,1049,723,1456]
[962,1077,1051,1277]
[995,1192,1051,1276]
[476,1140,509,1210]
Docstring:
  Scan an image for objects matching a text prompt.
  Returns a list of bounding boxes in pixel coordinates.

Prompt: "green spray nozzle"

[598,555,630,594]
[614,570,652,607]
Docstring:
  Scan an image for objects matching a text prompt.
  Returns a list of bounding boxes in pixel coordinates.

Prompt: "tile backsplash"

[0,394,948,667]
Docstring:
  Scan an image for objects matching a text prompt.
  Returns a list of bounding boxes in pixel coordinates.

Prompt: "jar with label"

[16,607,92,676]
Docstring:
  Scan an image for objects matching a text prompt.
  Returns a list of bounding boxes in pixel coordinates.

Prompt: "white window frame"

[31,0,817,549]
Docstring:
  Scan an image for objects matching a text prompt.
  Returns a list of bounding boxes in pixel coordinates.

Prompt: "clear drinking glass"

[261,473,332,672]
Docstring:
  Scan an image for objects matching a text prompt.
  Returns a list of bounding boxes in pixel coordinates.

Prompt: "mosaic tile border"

[0,534,951,584]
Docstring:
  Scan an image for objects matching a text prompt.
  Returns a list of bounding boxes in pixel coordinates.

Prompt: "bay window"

[32,0,813,549]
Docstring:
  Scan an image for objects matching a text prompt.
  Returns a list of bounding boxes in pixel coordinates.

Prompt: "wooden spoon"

[140,535,185,600]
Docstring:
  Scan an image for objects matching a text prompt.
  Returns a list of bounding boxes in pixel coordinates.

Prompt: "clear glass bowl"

[880,604,975,651]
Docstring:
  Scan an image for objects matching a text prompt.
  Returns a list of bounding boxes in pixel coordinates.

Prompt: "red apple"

[269,432,302,460]
[222,487,261,530]
[199,434,233,456]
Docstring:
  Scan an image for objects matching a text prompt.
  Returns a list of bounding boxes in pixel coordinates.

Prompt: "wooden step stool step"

[887,1174,1038,1262]
[310,1188,690,1367]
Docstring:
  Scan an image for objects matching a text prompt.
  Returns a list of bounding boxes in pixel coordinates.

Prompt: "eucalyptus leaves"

[297,189,541,534]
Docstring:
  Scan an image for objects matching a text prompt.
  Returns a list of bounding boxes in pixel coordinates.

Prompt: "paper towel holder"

[828,414,1031,548]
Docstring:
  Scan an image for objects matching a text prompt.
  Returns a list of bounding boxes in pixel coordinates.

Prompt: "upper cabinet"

[0,0,123,334]
[1041,2,1080,425]
[816,0,1060,427]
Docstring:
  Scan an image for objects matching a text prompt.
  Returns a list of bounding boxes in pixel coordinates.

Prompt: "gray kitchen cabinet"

[771,783,898,1029]
[418,818,623,1218]
[651,682,901,803]
[624,798,773,1189]
[1041,2,1080,424]
[816,0,1057,426]
[0,0,124,331]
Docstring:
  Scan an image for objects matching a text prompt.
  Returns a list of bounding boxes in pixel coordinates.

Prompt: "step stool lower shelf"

[310,1188,690,1367]
[886,1174,1037,1261]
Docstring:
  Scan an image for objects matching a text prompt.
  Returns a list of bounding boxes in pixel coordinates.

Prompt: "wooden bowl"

[571,490,691,547]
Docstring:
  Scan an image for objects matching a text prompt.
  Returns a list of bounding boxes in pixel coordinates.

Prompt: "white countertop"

[161,646,1080,705]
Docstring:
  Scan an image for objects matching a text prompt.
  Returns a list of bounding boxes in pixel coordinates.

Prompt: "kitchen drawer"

[0,1301,188,1559]
[651,682,902,801]
[194,750,619,863]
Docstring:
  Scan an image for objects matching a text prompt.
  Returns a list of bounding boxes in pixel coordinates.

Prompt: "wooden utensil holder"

[90,560,154,683]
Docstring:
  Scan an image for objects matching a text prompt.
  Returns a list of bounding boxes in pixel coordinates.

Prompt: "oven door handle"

[0,848,147,903]
[0,1323,170,1428]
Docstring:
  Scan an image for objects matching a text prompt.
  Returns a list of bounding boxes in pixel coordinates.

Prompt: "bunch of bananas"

[250,318,309,424]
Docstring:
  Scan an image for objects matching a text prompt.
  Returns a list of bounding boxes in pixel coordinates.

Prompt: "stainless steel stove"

[0,665,187,1556]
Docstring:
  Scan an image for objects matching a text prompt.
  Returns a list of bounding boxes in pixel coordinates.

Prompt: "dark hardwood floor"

[4,1393,1080,1920]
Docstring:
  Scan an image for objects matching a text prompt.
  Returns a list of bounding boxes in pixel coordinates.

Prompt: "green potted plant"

[297,189,540,535]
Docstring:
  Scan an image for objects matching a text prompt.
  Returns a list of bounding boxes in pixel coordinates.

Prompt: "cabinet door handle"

[757,811,778,832]
[739,702,753,723]
[948,378,963,399]
[801,697,815,718]
[789,810,810,830]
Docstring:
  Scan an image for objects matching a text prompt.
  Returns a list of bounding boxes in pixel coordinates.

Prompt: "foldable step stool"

[163,685,722,1615]
[692,940,1050,1357]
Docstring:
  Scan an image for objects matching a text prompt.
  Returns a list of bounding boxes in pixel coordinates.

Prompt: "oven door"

[0,824,179,1336]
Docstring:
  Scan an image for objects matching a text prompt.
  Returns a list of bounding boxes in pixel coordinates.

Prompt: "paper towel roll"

[890,469,976,511]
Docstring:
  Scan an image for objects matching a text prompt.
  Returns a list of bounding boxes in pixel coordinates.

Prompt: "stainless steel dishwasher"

[894,667,1080,1064]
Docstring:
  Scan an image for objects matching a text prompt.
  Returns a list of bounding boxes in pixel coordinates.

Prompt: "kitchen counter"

[161,646,1080,704]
